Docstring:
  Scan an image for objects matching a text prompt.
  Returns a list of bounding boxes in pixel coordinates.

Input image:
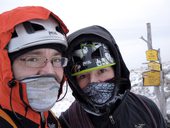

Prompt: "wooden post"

[146,23,153,49]
[157,49,166,118]
[141,23,166,118]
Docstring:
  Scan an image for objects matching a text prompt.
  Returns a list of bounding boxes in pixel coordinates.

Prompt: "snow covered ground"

[130,61,170,123]
[52,61,170,123]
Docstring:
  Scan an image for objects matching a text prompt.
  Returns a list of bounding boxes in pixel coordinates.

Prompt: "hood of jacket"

[0,6,68,122]
[65,25,131,109]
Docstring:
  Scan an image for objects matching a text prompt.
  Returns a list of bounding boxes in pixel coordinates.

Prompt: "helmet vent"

[91,48,100,59]
[23,22,45,34]
[56,26,63,34]
[11,30,18,38]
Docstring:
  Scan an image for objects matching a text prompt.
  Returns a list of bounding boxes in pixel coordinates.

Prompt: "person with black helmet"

[0,6,68,127]
[59,25,166,128]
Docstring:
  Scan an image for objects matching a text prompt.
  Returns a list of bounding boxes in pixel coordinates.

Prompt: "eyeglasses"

[19,56,68,68]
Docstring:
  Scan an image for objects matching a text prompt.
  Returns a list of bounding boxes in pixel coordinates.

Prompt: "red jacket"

[0,6,68,127]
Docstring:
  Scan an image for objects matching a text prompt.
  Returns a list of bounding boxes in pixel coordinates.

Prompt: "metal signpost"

[140,23,166,118]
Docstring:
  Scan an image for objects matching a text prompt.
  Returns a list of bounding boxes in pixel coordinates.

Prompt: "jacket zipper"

[109,115,115,126]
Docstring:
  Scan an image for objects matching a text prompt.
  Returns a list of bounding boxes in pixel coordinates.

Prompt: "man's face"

[12,48,64,83]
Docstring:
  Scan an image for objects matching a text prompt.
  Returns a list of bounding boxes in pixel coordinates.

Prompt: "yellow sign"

[146,49,158,61]
[143,71,160,86]
[148,62,161,71]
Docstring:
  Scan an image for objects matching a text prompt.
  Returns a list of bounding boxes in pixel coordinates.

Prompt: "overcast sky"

[1,0,170,69]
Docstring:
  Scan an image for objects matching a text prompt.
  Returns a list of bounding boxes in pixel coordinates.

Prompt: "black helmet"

[71,41,116,76]
[65,25,131,115]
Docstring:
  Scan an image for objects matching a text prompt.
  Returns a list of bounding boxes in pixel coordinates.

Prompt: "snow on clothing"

[59,25,166,128]
[0,6,68,128]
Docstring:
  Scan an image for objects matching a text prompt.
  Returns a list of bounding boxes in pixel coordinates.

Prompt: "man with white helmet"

[0,6,68,127]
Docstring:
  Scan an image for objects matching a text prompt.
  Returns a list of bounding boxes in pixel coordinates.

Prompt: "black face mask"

[81,78,127,116]
[82,82,116,105]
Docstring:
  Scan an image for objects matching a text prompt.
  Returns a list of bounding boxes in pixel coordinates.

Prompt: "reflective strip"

[72,63,115,76]
[0,109,17,128]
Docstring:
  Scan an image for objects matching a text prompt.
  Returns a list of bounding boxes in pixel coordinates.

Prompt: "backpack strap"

[130,92,157,127]
[0,108,17,128]
[49,110,62,128]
